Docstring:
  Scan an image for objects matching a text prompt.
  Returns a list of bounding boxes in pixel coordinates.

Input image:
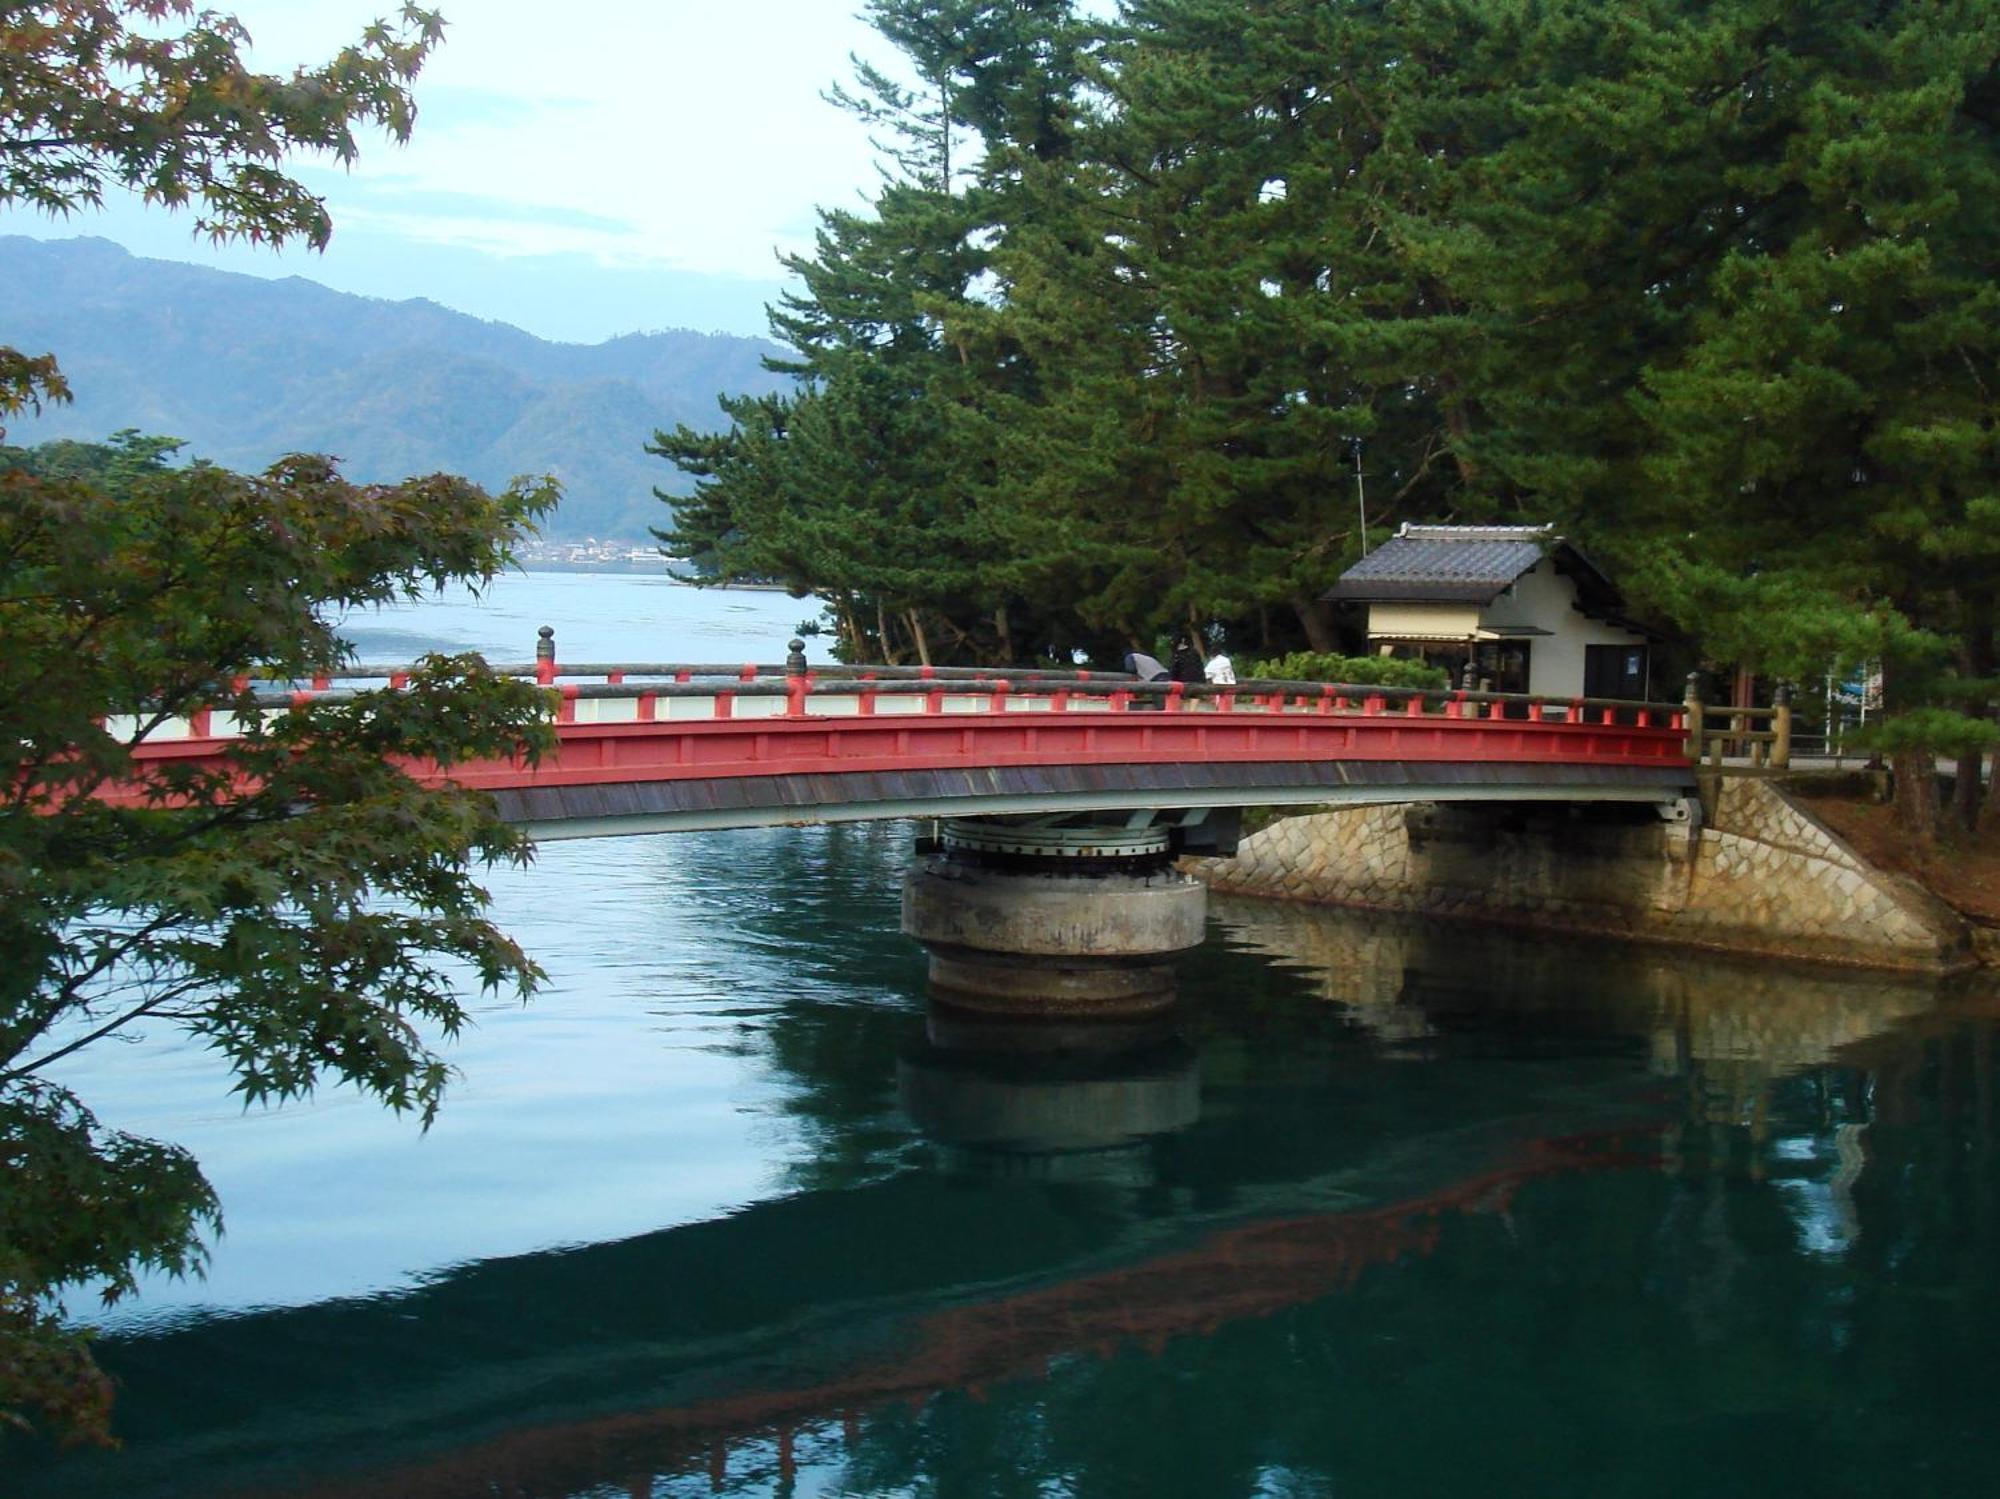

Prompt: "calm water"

[14,575,2000,1496]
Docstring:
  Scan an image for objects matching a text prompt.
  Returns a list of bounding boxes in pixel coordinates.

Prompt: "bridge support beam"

[901,819,1206,1017]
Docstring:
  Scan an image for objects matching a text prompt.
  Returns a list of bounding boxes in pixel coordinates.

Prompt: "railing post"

[1772,681,1792,770]
[1683,672,1704,762]
[785,638,809,717]
[536,625,556,686]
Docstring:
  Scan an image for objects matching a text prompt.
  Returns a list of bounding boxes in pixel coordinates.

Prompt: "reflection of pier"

[897,1007,1199,1178]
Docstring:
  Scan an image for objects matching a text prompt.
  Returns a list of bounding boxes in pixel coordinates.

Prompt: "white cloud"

[0,1,918,338]
[228,1,885,278]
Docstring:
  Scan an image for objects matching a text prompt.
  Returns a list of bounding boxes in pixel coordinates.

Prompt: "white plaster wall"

[1478,560,1647,698]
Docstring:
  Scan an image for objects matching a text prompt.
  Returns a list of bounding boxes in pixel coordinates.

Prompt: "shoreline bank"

[1187,776,1980,975]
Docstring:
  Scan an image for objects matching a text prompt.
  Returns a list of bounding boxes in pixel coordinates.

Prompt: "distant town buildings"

[517,537,677,568]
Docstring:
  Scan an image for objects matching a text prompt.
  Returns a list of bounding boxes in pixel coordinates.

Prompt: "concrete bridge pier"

[901,818,1208,1017]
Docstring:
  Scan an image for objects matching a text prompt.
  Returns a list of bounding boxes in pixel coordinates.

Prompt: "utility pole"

[1353,439,1370,557]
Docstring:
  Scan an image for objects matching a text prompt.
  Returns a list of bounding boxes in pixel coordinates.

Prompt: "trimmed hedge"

[1244,651,1450,690]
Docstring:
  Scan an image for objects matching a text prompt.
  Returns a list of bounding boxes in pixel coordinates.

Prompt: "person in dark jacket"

[1169,639,1204,685]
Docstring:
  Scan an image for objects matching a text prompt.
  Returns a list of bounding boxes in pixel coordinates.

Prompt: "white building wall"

[1356,557,1649,698]
[1475,560,1647,698]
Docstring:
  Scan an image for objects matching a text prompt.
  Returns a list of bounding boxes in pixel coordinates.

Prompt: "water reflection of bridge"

[35,910,1972,1499]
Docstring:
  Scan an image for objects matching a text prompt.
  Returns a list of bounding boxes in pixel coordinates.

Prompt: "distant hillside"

[0,237,789,540]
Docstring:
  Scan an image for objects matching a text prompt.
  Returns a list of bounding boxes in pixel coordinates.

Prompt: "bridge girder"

[502,761,1695,842]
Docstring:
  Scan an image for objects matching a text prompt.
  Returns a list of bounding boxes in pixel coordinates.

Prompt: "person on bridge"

[1205,649,1236,686]
[1124,650,1169,682]
[1170,639,1204,685]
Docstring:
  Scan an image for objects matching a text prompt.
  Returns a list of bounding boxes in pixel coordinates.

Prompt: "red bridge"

[106,632,1698,839]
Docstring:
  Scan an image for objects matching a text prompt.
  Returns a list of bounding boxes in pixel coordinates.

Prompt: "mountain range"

[0,236,789,540]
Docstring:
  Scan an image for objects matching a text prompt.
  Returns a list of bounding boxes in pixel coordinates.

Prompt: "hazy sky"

[0,1,894,343]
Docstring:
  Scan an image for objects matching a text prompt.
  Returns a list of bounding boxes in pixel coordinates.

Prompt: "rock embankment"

[1186,779,1970,973]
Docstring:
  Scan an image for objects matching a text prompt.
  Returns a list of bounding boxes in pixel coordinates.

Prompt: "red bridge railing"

[89,629,1699,810]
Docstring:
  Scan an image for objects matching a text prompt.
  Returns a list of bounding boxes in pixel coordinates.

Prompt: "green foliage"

[0,428,185,483]
[664,0,2000,803]
[0,2,442,251]
[1849,707,2000,762]
[0,0,570,1448]
[0,448,560,1446]
[1,1084,217,1443]
[1245,652,1449,691]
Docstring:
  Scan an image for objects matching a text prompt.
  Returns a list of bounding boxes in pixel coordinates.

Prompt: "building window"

[1584,644,1649,699]
[1472,641,1531,694]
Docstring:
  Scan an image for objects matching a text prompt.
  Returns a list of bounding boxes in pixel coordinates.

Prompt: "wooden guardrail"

[1682,675,1792,770]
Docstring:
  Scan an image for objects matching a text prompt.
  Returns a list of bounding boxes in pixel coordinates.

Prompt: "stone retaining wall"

[1188,780,1970,972]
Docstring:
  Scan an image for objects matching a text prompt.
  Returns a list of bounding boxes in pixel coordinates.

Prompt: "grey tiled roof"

[1325,525,1553,604]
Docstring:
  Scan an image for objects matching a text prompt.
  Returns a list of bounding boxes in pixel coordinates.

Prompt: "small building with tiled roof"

[1324,524,1652,699]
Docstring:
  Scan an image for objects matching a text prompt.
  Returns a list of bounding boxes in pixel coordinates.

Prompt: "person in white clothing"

[1204,651,1236,685]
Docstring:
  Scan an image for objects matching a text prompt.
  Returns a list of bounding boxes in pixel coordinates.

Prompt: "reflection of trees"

[644,820,932,1192]
[24,872,1998,1499]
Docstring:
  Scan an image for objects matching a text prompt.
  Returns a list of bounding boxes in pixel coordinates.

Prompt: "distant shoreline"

[516,558,680,576]
[513,560,795,593]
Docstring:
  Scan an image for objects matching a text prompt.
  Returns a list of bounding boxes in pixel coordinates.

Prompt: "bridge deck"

[105,663,1698,836]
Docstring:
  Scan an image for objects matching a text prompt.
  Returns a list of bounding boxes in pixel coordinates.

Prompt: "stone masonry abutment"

[1185,779,1970,973]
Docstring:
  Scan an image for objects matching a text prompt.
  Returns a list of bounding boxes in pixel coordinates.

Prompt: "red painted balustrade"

[87,651,1693,810]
